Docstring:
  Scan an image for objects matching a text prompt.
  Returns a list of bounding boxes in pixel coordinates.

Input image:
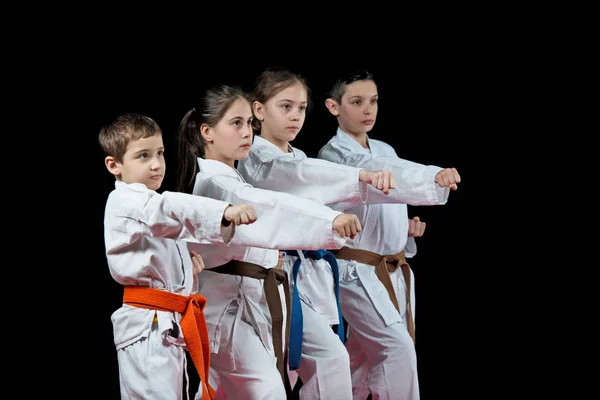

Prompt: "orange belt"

[123,286,216,400]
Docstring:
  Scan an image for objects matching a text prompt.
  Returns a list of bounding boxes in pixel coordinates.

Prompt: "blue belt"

[283,249,345,371]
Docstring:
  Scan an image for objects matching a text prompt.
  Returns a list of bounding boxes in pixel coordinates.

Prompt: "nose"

[290,109,302,121]
[150,157,162,170]
[241,124,252,138]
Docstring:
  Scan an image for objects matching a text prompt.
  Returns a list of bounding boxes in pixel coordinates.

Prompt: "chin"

[146,182,162,191]
[237,150,251,160]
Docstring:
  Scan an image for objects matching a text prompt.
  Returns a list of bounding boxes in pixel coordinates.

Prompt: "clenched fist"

[407,216,426,238]
[359,169,396,195]
[435,168,461,190]
[332,213,362,239]
[190,249,206,275]
[223,204,258,226]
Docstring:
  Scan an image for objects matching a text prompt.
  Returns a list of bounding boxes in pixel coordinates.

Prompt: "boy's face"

[107,134,166,191]
[335,79,379,136]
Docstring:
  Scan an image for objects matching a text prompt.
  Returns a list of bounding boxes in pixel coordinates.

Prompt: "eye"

[139,152,148,159]
[299,105,307,112]
[371,98,378,104]
[281,104,290,110]
[353,100,361,105]
[157,150,164,157]
[233,120,241,127]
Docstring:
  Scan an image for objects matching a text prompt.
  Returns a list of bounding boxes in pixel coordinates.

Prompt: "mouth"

[362,120,374,125]
[240,144,251,149]
[150,175,162,180]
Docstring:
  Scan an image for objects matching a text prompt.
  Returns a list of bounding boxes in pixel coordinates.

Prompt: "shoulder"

[318,138,346,159]
[105,183,155,219]
[248,143,280,162]
[110,182,155,202]
[369,137,391,148]
[194,168,249,195]
[369,138,396,155]
[291,146,308,159]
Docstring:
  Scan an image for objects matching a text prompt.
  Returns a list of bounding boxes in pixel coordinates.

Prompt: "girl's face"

[202,98,254,167]
[254,81,308,146]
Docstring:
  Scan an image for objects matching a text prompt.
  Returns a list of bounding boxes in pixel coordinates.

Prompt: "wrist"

[358,169,367,182]
[221,204,233,227]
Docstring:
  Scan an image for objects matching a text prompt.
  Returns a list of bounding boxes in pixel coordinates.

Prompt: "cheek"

[225,133,240,150]
[216,132,231,145]
[345,110,358,121]
[265,116,279,129]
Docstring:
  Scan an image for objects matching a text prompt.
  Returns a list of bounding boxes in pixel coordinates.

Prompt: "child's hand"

[223,204,258,226]
[359,169,395,195]
[435,168,461,190]
[275,251,285,270]
[190,249,206,275]
[407,216,426,238]
[332,213,362,239]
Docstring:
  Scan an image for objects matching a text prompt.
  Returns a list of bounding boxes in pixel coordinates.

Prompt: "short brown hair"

[99,113,162,163]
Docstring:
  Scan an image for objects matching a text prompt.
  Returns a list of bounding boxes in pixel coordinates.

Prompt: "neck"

[261,130,290,153]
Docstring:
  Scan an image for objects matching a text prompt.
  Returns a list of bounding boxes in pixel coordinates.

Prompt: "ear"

[105,156,121,177]
[325,98,340,116]
[200,123,213,142]
[252,101,265,121]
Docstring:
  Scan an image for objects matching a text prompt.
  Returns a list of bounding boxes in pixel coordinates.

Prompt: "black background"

[74,60,473,399]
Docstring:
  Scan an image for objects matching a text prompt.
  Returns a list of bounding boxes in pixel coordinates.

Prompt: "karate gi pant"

[340,262,418,400]
[196,281,288,400]
[117,318,187,400]
[288,300,352,400]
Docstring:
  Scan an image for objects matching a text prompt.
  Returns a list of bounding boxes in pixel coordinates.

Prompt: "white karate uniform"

[188,158,346,400]
[318,128,450,400]
[104,181,236,400]
[238,135,369,323]
[238,135,368,399]
[239,135,444,400]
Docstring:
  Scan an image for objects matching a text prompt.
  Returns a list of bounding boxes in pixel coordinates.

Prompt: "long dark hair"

[176,84,250,193]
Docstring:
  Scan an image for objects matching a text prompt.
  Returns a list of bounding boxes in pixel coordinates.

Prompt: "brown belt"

[210,260,293,395]
[123,286,216,399]
[331,247,415,343]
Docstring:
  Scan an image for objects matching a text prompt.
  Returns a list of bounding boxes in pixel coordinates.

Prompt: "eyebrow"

[348,94,378,100]
[277,98,308,104]
[227,115,249,123]
[132,147,164,155]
